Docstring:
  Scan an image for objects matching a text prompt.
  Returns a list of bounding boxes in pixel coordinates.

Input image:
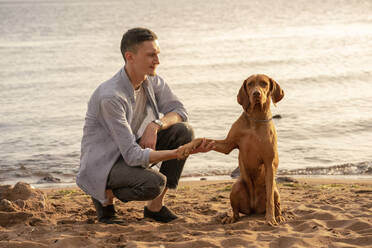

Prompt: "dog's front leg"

[212,139,236,155]
[264,161,278,226]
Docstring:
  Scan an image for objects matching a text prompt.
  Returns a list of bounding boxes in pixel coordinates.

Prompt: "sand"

[0,178,371,248]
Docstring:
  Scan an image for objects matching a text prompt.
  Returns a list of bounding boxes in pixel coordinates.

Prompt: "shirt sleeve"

[99,97,151,168]
[152,76,188,121]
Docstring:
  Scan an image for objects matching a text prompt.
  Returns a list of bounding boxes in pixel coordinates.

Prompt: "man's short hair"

[120,27,158,62]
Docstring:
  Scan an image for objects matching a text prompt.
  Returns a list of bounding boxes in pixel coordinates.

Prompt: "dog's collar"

[244,112,272,122]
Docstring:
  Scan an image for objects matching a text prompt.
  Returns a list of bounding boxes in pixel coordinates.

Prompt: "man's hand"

[176,138,215,160]
[139,122,160,149]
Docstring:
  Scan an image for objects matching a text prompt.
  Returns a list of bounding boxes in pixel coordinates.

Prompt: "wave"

[278,161,372,176]
[228,161,372,179]
[1,161,371,186]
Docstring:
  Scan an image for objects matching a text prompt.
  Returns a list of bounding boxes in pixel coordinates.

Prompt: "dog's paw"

[222,215,238,224]
[265,215,278,226]
[276,215,285,224]
[215,212,236,224]
[221,216,235,224]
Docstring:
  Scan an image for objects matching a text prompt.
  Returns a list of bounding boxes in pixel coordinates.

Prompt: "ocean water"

[1,0,372,186]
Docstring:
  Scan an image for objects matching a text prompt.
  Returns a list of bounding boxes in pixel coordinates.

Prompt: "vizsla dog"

[178,74,285,225]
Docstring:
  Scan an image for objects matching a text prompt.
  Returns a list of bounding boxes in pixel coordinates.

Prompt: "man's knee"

[171,122,194,145]
[157,122,194,151]
[112,170,166,202]
[141,172,166,200]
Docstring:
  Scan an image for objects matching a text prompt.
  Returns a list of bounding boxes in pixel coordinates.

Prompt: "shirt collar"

[120,67,149,100]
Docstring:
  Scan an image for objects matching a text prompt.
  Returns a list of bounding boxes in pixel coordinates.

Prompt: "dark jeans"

[106,122,194,203]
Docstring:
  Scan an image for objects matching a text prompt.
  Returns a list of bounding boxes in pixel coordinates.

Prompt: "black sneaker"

[144,206,178,223]
[92,197,124,224]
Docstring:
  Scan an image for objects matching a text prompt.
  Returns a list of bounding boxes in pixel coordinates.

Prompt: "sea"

[1,0,372,187]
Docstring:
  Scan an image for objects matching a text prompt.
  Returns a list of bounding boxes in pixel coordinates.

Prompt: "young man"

[76,28,211,224]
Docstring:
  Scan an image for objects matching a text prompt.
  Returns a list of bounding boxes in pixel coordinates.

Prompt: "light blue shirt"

[76,67,188,203]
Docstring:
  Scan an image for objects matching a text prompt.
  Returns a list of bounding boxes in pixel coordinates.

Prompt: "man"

[77,27,211,224]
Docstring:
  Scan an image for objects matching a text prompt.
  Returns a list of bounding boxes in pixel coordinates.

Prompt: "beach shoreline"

[1,177,371,248]
[22,174,372,190]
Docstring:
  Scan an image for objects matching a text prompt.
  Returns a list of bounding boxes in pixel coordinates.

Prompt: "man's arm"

[139,112,182,149]
[152,76,188,122]
[100,97,151,167]
[159,111,183,130]
[140,75,187,149]
[149,138,214,163]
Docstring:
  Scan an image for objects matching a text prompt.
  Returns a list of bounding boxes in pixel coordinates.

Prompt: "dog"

[177,74,285,225]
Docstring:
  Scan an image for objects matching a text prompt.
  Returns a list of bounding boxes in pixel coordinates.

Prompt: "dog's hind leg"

[229,178,251,223]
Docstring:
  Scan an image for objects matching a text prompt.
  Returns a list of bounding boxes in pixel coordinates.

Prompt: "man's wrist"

[172,148,179,160]
[148,121,161,132]
[152,119,163,130]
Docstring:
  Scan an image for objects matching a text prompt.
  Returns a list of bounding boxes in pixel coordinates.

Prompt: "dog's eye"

[247,81,254,87]
[260,81,268,87]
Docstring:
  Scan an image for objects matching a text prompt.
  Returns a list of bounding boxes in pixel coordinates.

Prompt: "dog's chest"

[239,127,274,147]
[237,126,276,161]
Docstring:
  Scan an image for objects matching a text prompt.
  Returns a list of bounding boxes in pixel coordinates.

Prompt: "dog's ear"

[237,79,250,111]
[269,78,284,104]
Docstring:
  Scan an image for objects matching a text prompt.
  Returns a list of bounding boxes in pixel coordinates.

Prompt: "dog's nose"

[253,91,261,97]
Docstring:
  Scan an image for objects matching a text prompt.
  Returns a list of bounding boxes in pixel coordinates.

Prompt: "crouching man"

[77,27,212,224]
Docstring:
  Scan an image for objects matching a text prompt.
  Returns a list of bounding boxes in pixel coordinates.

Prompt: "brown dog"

[178,74,285,225]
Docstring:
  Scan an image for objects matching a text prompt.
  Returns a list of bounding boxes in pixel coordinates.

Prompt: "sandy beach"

[0,178,371,248]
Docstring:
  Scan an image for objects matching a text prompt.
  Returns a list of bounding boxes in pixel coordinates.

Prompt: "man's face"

[130,40,160,77]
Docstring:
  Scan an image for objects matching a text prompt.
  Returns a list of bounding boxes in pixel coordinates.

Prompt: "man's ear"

[124,51,134,63]
[270,78,284,104]
[237,80,250,111]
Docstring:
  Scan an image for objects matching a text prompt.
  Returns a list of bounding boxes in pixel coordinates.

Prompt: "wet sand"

[0,178,371,248]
